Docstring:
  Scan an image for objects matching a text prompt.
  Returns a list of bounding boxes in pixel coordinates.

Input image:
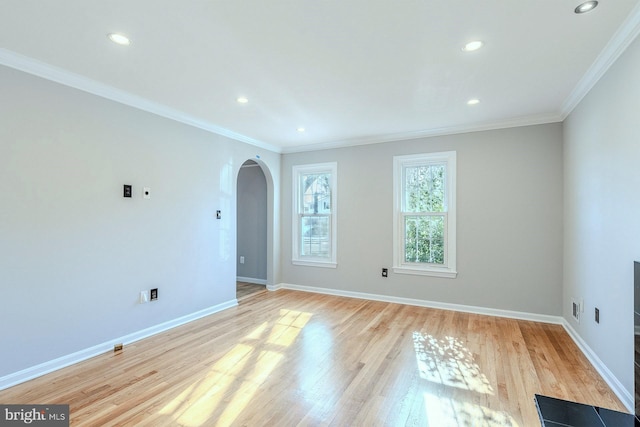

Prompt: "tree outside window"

[393,152,456,278]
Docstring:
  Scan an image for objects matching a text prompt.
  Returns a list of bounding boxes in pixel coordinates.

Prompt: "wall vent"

[572,300,580,323]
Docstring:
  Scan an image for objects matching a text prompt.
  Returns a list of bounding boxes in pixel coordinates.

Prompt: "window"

[393,152,456,278]
[292,162,337,268]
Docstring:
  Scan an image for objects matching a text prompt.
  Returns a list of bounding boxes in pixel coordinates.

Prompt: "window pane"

[301,173,331,214]
[301,216,330,258]
[404,164,445,212]
[404,215,444,264]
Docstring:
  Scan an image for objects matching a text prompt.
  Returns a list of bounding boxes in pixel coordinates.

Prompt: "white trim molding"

[267,283,284,292]
[291,260,337,269]
[292,162,338,268]
[236,276,267,285]
[270,282,632,413]
[273,283,561,324]
[281,113,562,154]
[0,299,238,391]
[561,2,640,118]
[393,151,457,278]
[0,48,280,153]
[562,319,634,413]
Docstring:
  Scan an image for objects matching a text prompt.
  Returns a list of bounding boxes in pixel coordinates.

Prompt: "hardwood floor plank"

[0,290,627,426]
[236,282,266,301]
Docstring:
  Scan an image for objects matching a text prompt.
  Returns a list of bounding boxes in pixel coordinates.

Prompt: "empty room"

[2,1,640,426]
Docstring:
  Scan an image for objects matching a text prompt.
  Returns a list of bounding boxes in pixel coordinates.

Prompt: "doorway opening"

[236,159,269,301]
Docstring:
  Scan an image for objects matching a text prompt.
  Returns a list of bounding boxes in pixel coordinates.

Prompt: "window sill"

[393,266,457,278]
[292,260,337,269]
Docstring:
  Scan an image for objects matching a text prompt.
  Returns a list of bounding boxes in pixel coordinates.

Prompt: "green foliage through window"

[394,152,456,276]
[404,164,445,212]
[404,216,444,264]
[403,163,447,265]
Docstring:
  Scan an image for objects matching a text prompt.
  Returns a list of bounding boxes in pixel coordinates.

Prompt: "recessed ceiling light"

[462,40,484,52]
[236,97,249,104]
[297,127,305,132]
[467,98,480,106]
[107,33,131,46]
[575,1,598,13]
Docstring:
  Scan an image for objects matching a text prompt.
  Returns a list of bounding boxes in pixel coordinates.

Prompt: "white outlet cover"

[143,187,151,199]
[140,290,150,304]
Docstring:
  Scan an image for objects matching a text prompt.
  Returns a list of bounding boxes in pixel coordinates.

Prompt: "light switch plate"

[139,290,149,304]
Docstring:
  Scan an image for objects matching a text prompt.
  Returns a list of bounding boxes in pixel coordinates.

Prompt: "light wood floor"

[236,281,267,301]
[0,290,626,426]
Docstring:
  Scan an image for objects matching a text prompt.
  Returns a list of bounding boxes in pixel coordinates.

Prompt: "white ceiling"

[1,1,640,153]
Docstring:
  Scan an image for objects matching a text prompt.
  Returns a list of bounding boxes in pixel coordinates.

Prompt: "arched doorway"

[236,159,269,300]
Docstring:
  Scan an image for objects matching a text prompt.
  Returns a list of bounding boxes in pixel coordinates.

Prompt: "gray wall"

[237,163,267,281]
[563,34,640,398]
[0,65,280,378]
[281,124,564,315]
[7,29,637,401]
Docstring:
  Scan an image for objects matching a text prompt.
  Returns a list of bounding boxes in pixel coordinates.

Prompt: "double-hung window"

[292,162,337,268]
[393,151,456,278]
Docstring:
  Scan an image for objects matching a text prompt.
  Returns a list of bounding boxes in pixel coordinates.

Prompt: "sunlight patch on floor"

[413,331,494,395]
[268,309,313,347]
[414,331,518,426]
[214,350,284,426]
[245,321,269,340]
[160,343,254,425]
[424,392,519,427]
[160,309,313,426]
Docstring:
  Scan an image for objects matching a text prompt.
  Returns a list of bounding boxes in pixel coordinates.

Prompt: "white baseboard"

[0,299,238,391]
[562,319,634,413]
[273,282,633,412]
[274,283,562,324]
[236,276,267,286]
[4,283,633,414]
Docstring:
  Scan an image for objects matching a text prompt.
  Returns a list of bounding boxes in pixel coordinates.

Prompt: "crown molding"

[5,1,640,158]
[281,112,562,154]
[0,48,281,153]
[561,2,640,118]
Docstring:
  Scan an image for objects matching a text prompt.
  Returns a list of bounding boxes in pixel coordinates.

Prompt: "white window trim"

[393,151,457,278]
[292,162,337,268]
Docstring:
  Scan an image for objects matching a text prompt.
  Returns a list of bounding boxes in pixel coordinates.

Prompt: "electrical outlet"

[114,343,123,352]
[150,288,158,301]
[595,307,600,323]
[572,300,580,323]
[123,184,132,198]
[240,256,245,264]
[382,268,388,278]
